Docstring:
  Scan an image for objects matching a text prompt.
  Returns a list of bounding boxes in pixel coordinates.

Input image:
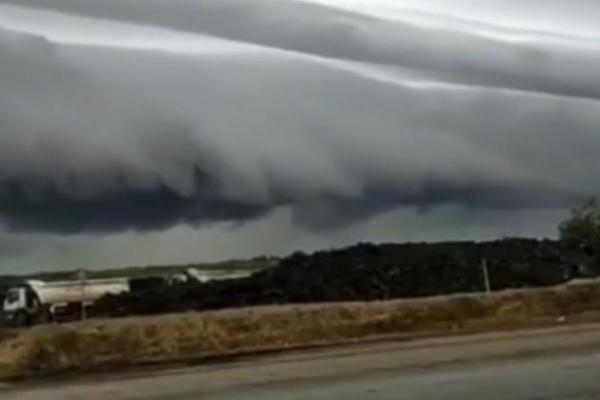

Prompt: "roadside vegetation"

[2,279,600,380]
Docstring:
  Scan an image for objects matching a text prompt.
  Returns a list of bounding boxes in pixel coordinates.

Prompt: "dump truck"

[1,278,130,327]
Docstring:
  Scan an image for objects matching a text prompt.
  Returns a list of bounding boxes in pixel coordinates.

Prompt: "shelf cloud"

[0,0,599,269]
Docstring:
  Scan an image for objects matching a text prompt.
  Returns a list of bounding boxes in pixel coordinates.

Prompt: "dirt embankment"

[1,279,600,380]
[93,239,579,318]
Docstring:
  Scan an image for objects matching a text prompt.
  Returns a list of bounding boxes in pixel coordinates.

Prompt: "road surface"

[3,323,600,399]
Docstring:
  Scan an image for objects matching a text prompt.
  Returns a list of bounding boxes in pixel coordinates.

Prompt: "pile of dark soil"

[92,239,589,318]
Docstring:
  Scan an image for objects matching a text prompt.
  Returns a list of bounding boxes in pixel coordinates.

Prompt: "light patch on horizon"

[0,206,567,273]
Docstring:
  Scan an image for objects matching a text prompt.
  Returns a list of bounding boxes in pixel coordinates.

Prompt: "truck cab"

[2,286,39,327]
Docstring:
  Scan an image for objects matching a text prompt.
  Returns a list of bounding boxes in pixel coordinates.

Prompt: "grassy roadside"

[2,280,600,380]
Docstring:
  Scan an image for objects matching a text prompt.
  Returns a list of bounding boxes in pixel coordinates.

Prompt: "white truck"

[2,278,130,327]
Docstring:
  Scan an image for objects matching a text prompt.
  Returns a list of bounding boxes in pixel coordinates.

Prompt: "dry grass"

[2,280,600,380]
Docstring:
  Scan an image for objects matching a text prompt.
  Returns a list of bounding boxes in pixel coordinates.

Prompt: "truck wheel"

[13,311,31,328]
[37,310,53,325]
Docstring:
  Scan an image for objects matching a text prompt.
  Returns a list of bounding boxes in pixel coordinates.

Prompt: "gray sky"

[0,0,598,273]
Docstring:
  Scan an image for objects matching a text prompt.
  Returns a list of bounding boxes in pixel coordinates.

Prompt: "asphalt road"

[4,323,600,400]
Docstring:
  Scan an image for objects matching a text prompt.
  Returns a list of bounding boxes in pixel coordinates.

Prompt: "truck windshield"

[5,289,20,304]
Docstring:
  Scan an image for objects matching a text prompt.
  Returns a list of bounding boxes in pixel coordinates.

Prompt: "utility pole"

[77,269,87,321]
[481,258,491,294]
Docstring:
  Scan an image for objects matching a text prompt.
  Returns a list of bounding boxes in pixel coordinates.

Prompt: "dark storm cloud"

[0,0,599,234]
[0,174,271,233]
[0,29,272,232]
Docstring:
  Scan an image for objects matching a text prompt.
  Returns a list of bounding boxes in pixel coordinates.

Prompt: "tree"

[559,199,600,274]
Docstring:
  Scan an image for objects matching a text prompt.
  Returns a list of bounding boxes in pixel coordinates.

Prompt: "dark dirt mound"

[92,239,590,318]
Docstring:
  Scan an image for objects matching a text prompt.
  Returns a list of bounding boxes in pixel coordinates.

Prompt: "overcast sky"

[0,0,598,273]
